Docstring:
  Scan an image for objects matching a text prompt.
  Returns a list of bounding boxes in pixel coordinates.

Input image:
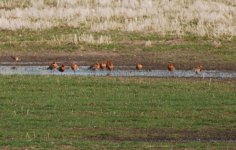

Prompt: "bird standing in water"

[106,60,114,71]
[136,63,143,70]
[167,63,175,74]
[100,62,107,70]
[89,62,100,70]
[47,61,58,74]
[58,64,66,75]
[71,63,79,74]
[194,65,204,74]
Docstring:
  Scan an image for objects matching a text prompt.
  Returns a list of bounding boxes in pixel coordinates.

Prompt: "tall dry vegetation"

[0,0,235,37]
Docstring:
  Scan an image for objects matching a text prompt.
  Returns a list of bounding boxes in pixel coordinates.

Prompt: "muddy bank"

[0,52,235,71]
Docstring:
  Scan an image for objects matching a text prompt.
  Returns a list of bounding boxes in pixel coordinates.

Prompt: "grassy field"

[0,76,235,149]
[0,28,235,69]
[0,0,236,67]
[0,1,236,149]
[1,29,236,68]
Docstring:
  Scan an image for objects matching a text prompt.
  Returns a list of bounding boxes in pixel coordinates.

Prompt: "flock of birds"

[46,60,204,75]
[47,60,116,74]
[10,55,204,74]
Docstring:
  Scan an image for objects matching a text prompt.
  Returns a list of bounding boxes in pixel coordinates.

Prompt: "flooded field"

[0,65,236,78]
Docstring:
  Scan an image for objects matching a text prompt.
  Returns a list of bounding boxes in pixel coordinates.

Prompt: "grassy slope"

[0,0,236,67]
[0,76,235,149]
[0,28,236,66]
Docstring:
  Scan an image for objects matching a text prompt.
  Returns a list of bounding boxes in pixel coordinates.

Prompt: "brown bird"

[47,61,58,70]
[71,63,79,74]
[136,63,143,70]
[106,60,114,71]
[100,62,107,70]
[194,65,204,74]
[11,56,20,62]
[167,63,175,72]
[58,64,66,74]
[89,62,100,70]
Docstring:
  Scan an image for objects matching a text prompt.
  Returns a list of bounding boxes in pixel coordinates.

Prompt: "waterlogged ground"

[0,65,236,78]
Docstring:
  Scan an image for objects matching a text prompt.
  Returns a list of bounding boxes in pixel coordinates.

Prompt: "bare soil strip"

[80,128,236,142]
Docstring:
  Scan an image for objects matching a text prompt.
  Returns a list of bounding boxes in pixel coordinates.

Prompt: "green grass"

[0,76,235,149]
[0,28,236,63]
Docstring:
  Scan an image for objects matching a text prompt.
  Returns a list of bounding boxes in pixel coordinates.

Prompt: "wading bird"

[106,60,114,71]
[11,56,20,62]
[10,55,20,69]
[58,64,66,74]
[136,63,143,70]
[71,63,79,74]
[167,63,175,72]
[194,64,204,74]
[47,61,58,71]
[100,62,107,70]
[89,62,100,70]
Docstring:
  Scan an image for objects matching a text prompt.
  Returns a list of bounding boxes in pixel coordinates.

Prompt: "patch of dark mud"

[77,128,236,142]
